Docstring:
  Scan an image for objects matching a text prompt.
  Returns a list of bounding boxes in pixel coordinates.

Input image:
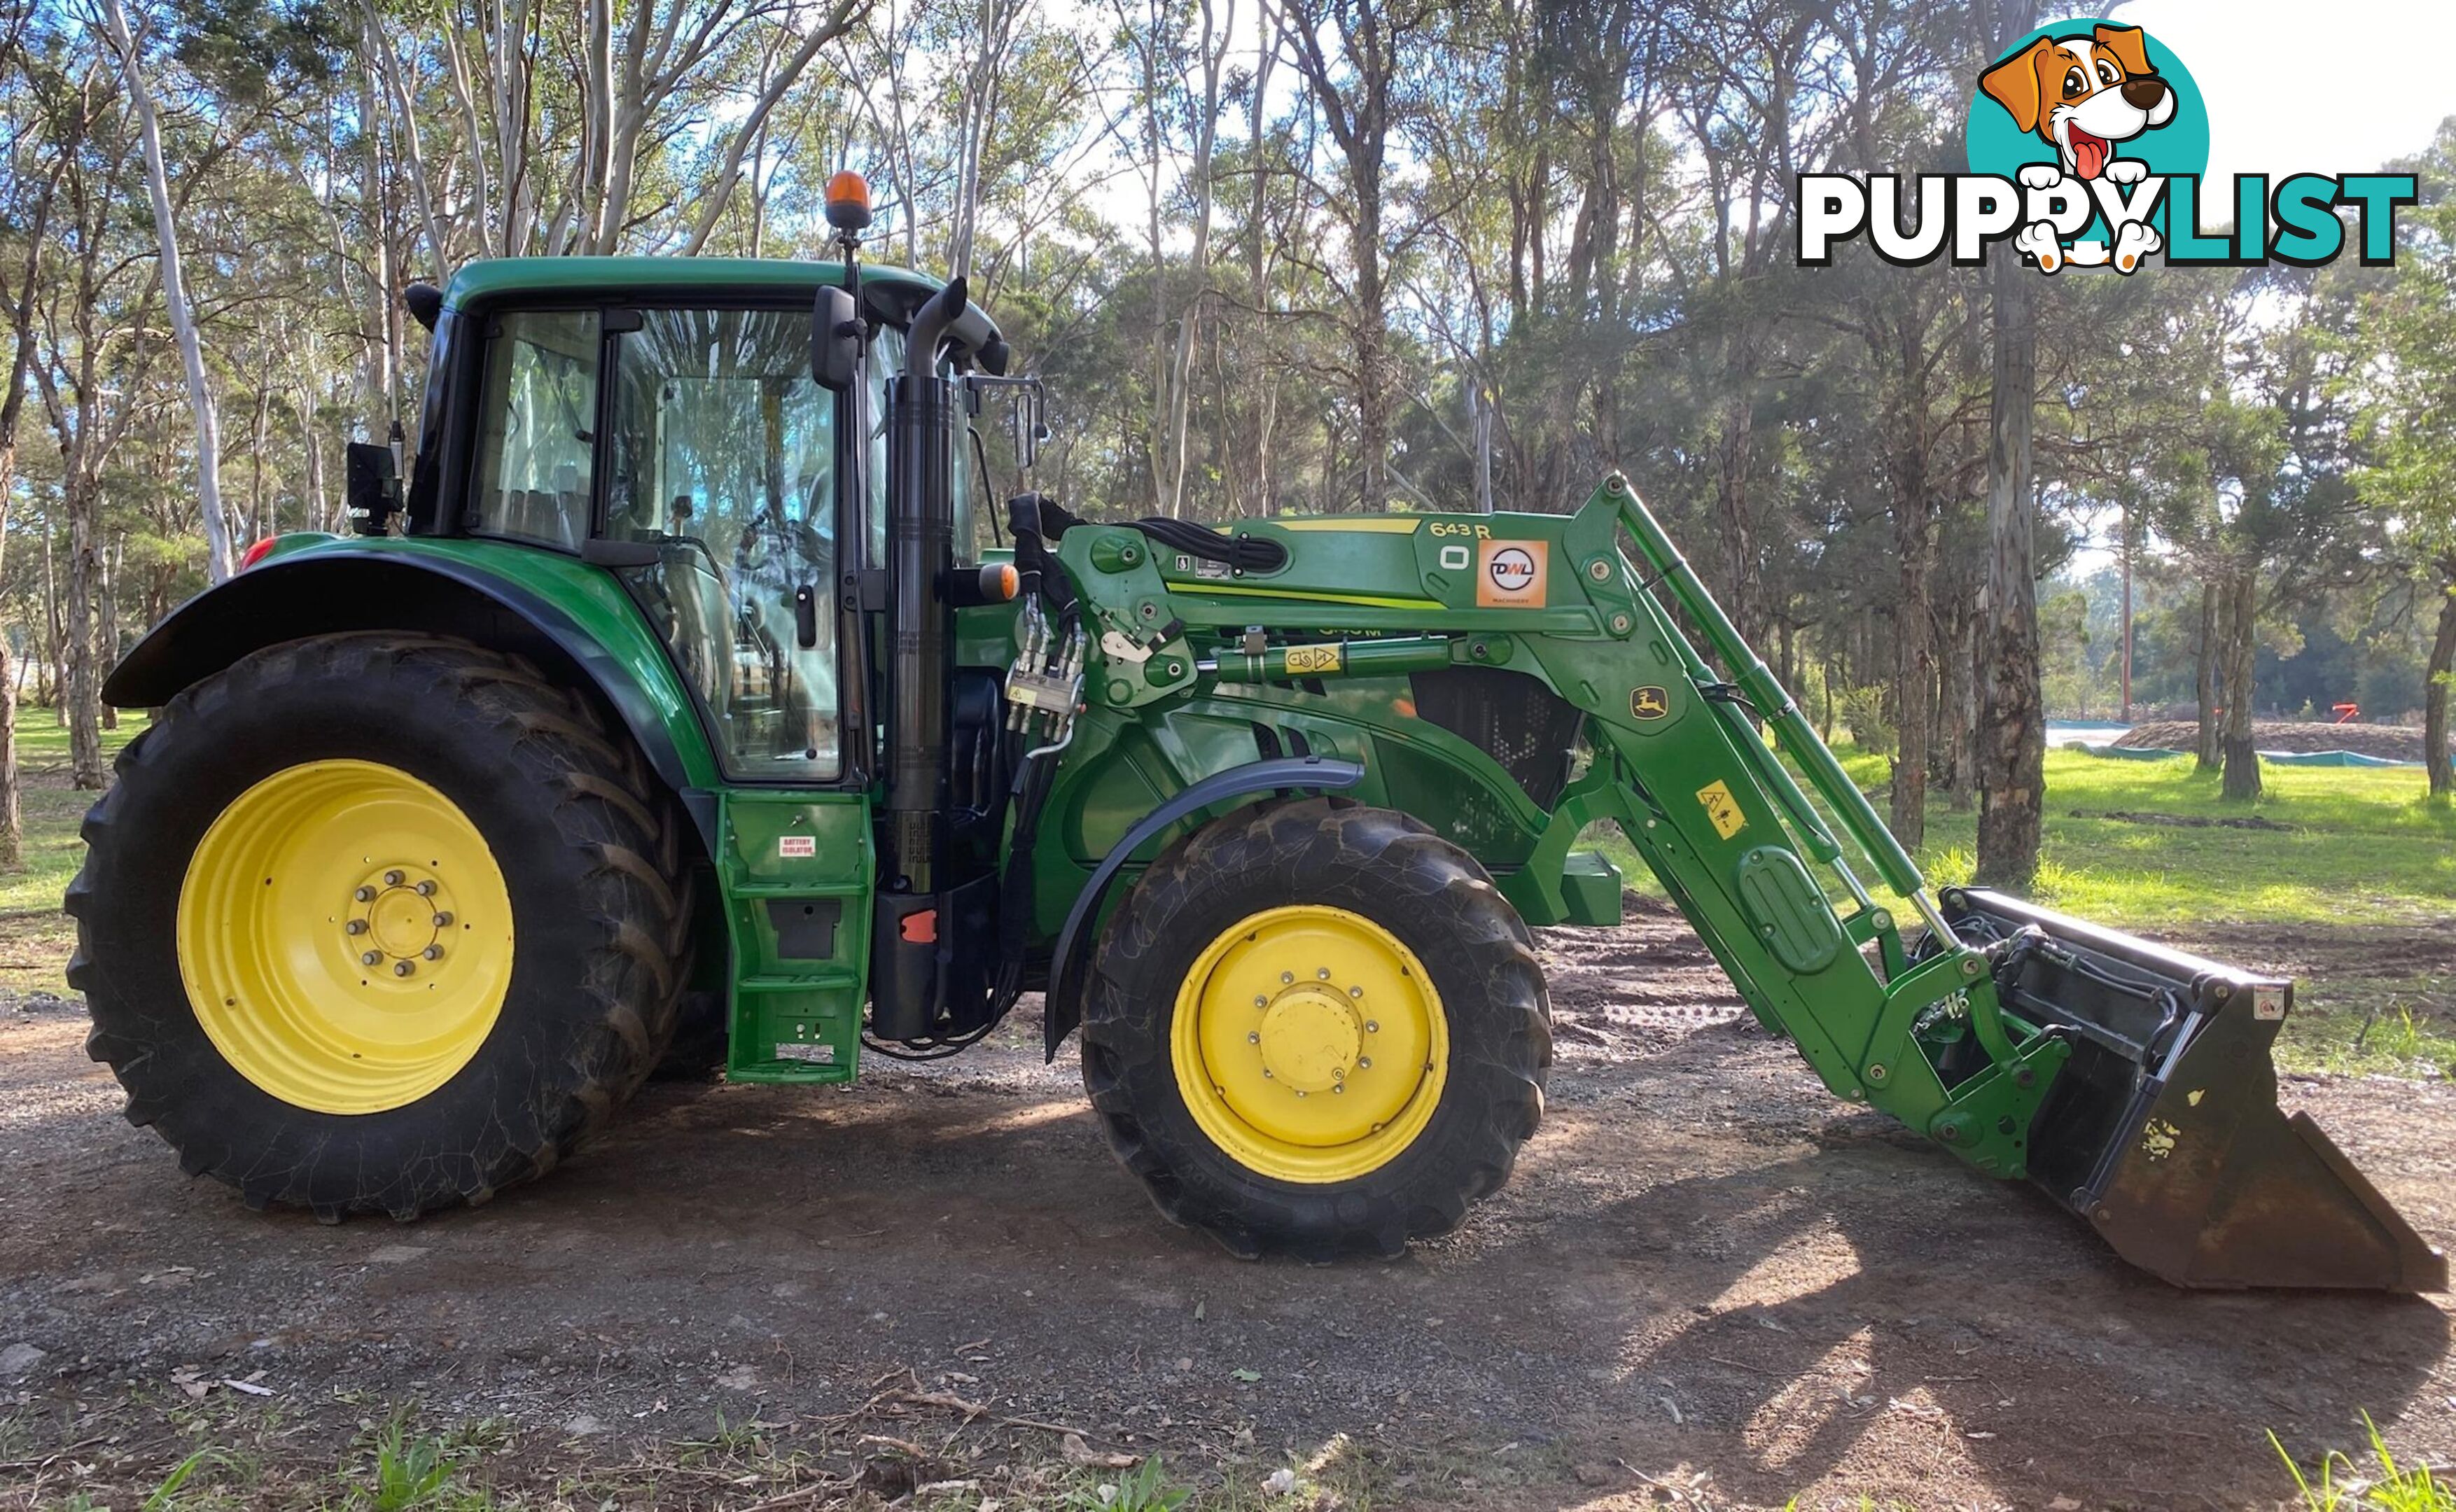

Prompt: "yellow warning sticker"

[1696,780,1746,840]
[1283,643,1344,676]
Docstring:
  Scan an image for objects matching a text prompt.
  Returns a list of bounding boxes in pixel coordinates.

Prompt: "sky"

[2110,0,2456,186]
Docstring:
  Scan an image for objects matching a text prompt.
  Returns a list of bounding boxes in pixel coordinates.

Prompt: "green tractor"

[71,192,2442,1289]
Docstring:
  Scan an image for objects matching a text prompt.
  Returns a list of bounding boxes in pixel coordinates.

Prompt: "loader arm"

[1041,474,2444,1292]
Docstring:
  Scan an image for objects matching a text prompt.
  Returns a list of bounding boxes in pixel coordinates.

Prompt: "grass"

[1860,747,2456,930]
[28,1399,2449,1511]
[1586,744,2456,930]
[0,712,145,995]
[2273,1415,2455,1512]
[1583,741,2456,1079]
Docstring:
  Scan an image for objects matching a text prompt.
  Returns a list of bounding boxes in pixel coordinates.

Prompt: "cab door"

[597,304,869,1081]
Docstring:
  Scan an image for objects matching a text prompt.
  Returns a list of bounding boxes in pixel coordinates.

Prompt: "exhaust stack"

[871,278,969,1039]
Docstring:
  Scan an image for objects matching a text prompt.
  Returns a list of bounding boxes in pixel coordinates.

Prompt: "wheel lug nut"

[1248,1032,1260,1044]
[384,870,405,887]
[354,886,376,902]
[415,880,436,897]
[360,950,382,966]
[1262,1068,1273,1078]
[1358,1056,1372,1070]
[1253,994,1267,1007]
[345,919,368,935]
[433,912,453,927]
[422,946,444,961]
[1332,1083,1344,1093]
[1349,986,1363,998]
[1280,972,1293,984]
[1316,967,1331,980]
[393,960,415,977]
[1366,1021,1379,1032]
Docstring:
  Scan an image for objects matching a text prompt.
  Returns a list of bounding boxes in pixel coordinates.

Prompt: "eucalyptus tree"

[2350,121,2456,796]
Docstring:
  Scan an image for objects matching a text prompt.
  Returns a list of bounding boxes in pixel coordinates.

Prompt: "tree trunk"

[64,470,104,790]
[43,530,62,715]
[1887,378,1933,849]
[2424,568,2455,799]
[2219,568,2261,802]
[0,638,17,867]
[1157,0,1225,520]
[249,383,273,539]
[1976,252,2042,888]
[2194,580,2220,771]
[1891,560,1932,849]
[1352,230,1388,512]
[98,538,120,732]
[99,0,234,582]
[1943,595,1976,814]
[1715,384,1757,640]
[357,21,395,439]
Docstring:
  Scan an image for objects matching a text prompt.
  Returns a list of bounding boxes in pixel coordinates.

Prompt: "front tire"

[67,634,690,1221]
[1080,798,1550,1259]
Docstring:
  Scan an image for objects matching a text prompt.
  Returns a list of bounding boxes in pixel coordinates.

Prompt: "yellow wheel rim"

[176,760,515,1115]
[1169,905,1449,1183]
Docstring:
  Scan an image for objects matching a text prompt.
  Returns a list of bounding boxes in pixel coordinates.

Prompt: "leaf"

[1230,1368,1262,1382]
[1061,1432,1138,1471]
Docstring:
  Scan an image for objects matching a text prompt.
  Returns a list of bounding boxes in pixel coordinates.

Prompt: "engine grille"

[1408,666,1584,810]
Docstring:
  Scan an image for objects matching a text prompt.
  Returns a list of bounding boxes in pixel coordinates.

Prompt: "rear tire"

[67,633,690,1221]
[1080,797,1550,1259]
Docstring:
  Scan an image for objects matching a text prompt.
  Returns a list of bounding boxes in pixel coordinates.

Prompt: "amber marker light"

[825,170,873,232]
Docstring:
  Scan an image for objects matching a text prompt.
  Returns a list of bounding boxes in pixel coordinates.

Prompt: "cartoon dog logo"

[1980,22,2174,183]
[1976,21,2184,273]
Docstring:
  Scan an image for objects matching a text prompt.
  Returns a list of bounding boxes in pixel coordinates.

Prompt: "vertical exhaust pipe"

[872,278,968,1037]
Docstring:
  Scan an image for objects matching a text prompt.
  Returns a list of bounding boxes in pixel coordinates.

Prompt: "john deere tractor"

[71,183,2443,1289]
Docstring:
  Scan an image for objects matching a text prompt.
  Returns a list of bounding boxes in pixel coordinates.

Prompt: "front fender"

[1040,754,1365,1059]
[106,540,724,827]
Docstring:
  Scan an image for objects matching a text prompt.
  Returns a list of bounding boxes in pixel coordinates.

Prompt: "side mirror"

[811,284,860,392]
[344,441,400,536]
[964,372,1047,474]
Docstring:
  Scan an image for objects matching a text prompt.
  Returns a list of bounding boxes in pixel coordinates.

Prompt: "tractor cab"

[383,255,1013,790]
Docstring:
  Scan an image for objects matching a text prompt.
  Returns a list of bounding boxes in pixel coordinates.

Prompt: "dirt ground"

[2112,720,2445,763]
[3,898,2451,1511]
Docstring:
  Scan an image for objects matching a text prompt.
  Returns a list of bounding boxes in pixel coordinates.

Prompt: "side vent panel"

[1408,666,1584,810]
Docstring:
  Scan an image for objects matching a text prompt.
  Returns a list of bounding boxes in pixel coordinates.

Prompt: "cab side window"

[604,307,841,780]
[470,310,601,550]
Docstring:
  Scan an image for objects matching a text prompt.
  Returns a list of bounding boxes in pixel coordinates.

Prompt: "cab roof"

[440,257,949,310]
[435,256,1004,366]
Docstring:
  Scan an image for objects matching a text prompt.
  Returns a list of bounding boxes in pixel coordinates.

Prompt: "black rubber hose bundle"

[1006,492,1288,578]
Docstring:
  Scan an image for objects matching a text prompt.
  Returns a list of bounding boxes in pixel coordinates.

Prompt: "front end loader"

[70,202,2443,1288]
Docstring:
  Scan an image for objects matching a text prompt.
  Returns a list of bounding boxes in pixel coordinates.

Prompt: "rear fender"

[104,545,725,848]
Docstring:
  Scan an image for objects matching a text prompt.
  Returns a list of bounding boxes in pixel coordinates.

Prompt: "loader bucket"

[1941,888,2446,1292]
